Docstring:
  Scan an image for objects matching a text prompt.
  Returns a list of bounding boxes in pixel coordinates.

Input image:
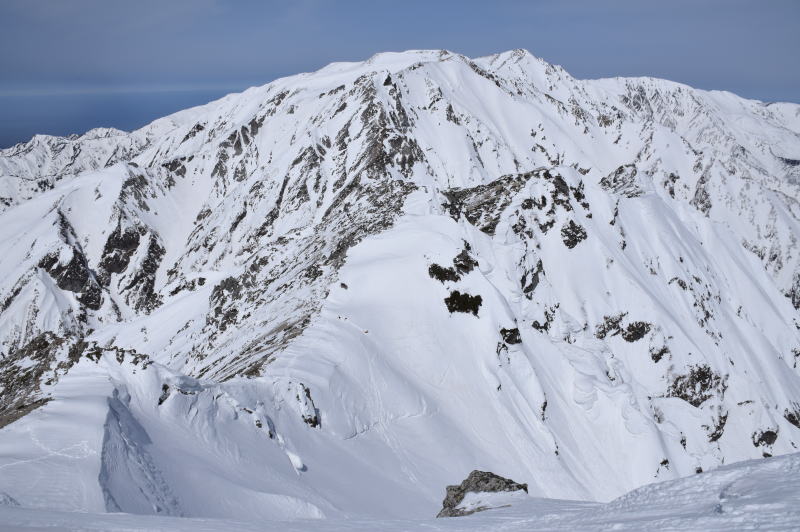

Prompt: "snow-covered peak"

[0,49,799,524]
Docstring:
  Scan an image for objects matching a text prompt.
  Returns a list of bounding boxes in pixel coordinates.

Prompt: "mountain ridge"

[0,48,799,520]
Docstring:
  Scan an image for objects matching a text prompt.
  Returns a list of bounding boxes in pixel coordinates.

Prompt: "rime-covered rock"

[437,470,528,517]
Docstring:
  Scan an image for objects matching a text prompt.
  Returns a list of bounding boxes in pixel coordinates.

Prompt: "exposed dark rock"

[784,403,800,429]
[668,364,726,408]
[600,164,643,198]
[442,170,537,234]
[82,343,151,368]
[181,123,205,143]
[707,411,728,442]
[429,264,459,283]
[520,259,544,299]
[752,429,778,447]
[650,345,670,363]
[595,313,652,343]
[38,250,89,293]
[0,333,68,429]
[66,338,89,365]
[168,276,206,297]
[297,384,320,428]
[429,245,477,283]
[446,103,460,124]
[621,321,651,342]
[690,172,712,215]
[500,328,522,345]
[663,172,679,198]
[119,173,152,212]
[453,248,478,275]
[444,291,482,316]
[38,246,103,311]
[162,157,187,177]
[550,175,572,211]
[437,470,528,518]
[208,276,243,333]
[0,279,25,313]
[561,220,587,249]
[98,223,142,281]
[119,234,165,313]
[669,277,688,290]
[786,273,800,311]
[210,277,242,303]
[595,312,627,340]
[532,305,557,333]
[78,282,103,311]
[158,384,171,406]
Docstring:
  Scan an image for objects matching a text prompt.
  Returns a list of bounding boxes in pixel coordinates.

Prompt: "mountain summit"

[1,49,799,520]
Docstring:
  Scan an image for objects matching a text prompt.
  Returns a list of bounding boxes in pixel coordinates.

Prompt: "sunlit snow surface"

[1,49,800,526]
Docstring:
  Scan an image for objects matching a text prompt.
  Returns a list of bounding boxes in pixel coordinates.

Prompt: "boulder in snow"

[436,470,528,517]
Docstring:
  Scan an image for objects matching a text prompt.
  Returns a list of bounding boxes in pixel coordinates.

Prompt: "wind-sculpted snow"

[0,49,799,522]
[1,452,799,530]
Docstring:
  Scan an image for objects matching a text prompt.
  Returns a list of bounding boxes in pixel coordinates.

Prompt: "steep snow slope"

[1,451,799,530]
[1,49,799,520]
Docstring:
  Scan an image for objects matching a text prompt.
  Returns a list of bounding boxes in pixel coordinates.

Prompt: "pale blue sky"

[1,0,798,147]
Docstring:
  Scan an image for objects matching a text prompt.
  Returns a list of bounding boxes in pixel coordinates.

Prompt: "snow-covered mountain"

[1,49,799,522]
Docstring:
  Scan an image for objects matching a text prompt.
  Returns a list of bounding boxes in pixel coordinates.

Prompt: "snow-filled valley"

[1,49,799,528]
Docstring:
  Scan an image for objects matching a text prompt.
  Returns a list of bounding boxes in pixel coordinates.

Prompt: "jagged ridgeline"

[0,49,799,519]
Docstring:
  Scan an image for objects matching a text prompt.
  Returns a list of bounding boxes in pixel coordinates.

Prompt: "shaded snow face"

[0,48,799,519]
[1,450,799,530]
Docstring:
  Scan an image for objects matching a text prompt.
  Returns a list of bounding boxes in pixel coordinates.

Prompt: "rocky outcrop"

[437,470,528,517]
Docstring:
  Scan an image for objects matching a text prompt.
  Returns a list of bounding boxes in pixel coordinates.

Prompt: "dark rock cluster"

[444,291,482,316]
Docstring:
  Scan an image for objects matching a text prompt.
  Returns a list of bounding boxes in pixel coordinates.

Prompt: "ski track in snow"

[0,427,95,471]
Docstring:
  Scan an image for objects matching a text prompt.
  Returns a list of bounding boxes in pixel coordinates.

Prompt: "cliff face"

[0,49,799,519]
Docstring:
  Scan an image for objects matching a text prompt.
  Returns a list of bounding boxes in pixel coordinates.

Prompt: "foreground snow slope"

[1,451,798,530]
[1,49,799,520]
